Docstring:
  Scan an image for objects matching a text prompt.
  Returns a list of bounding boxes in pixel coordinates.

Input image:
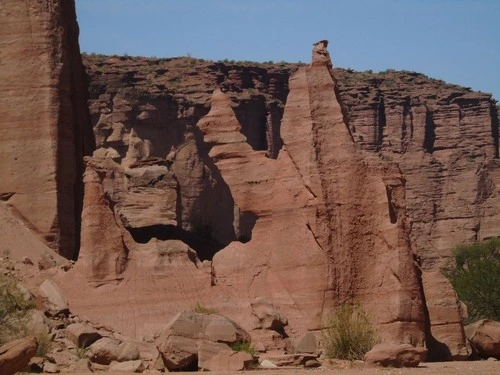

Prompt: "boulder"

[109,359,145,372]
[251,297,288,331]
[125,340,159,362]
[259,359,278,368]
[158,335,198,371]
[364,343,428,368]
[158,311,250,344]
[197,340,234,370]
[66,358,91,373]
[43,362,59,373]
[156,311,252,371]
[86,337,120,365]
[294,332,317,354]
[0,336,38,375]
[117,341,141,362]
[65,323,102,348]
[38,280,69,316]
[260,353,318,367]
[465,320,500,359]
[201,350,254,372]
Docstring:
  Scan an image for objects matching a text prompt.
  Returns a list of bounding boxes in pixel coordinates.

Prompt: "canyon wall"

[66,46,500,358]
[0,0,93,260]
[2,0,499,361]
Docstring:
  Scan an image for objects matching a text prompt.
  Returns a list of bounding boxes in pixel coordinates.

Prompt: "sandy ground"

[65,360,500,375]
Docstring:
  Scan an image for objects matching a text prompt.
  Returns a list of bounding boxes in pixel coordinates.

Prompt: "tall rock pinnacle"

[311,39,333,68]
[0,0,94,259]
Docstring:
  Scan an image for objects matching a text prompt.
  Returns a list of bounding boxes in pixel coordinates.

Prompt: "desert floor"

[66,360,500,375]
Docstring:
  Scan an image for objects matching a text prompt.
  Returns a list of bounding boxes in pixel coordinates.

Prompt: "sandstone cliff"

[64,44,500,359]
[0,0,94,260]
[2,0,499,361]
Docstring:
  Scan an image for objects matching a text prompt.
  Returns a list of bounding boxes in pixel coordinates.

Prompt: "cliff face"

[336,69,499,359]
[3,0,498,359]
[0,0,93,260]
[54,42,500,359]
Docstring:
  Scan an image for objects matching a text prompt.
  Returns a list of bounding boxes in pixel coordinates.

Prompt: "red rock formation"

[209,40,425,344]
[0,0,93,260]
[60,42,430,353]
[336,69,500,359]
[62,44,499,360]
[3,0,497,364]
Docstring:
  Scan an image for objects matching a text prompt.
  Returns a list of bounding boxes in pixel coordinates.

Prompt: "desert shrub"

[191,302,218,315]
[0,273,35,344]
[444,238,500,323]
[74,344,89,359]
[230,341,256,356]
[322,304,379,360]
[34,330,53,357]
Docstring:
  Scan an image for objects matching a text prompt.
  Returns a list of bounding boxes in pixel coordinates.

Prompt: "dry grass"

[322,303,379,360]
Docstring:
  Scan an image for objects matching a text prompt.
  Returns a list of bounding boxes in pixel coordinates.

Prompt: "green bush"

[322,304,379,360]
[230,341,256,356]
[191,302,218,315]
[445,238,500,323]
[0,273,35,344]
[34,330,53,357]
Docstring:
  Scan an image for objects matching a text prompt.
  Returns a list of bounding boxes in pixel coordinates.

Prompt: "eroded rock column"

[0,0,93,259]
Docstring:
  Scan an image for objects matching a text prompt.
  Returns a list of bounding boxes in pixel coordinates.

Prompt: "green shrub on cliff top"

[445,238,500,323]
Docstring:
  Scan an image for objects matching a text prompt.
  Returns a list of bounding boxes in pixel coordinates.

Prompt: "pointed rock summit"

[311,39,333,68]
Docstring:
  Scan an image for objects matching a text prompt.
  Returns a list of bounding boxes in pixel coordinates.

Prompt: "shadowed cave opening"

[491,105,499,158]
[127,210,257,262]
[128,225,226,262]
[423,109,436,153]
[376,97,386,149]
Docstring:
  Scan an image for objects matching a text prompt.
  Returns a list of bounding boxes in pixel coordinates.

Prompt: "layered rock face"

[3,0,499,365]
[0,0,93,259]
[336,68,500,359]
[57,41,439,352]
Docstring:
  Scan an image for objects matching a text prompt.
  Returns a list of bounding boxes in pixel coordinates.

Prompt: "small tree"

[322,304,379,360]
[445,238,500,323]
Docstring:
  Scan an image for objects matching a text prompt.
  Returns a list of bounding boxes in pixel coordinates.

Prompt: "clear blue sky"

[76,0,500,100]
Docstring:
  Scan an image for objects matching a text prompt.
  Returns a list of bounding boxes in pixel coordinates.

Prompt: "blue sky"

[76,0,500,100]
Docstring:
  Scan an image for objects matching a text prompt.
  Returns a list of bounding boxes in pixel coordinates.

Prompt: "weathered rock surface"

[465,320,500,359]
[0,5,484,360]
[251,297,288,331]
[294,332,318,354]
[0,0,93,260]
[201,349,254,372]
[156,311,251,371]
[336,67,499,359]
[86,337,120,365]
[0,336,38,375]
[364,343,428,368]
[65,323,102,348]
[109,359,144,372]
[52,40,500,361]
[38,280,69,316]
